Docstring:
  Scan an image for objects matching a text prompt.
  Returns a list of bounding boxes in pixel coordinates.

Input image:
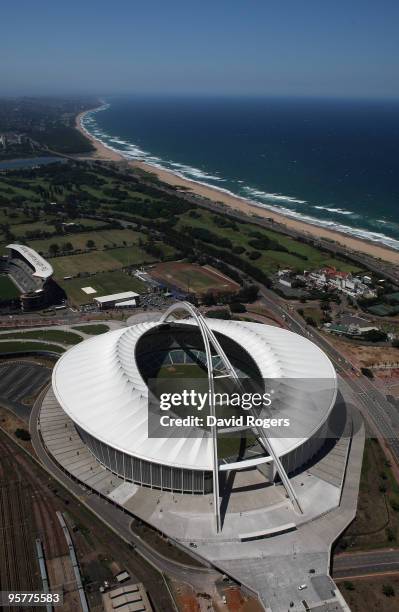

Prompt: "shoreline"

[76,110,123,161]
[75,108,399,266]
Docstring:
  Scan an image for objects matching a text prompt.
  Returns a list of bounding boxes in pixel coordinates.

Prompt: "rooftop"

[52,319,337,471]
[94,291,140,304]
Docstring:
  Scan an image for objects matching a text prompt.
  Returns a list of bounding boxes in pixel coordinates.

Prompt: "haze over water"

[82,96,399,249]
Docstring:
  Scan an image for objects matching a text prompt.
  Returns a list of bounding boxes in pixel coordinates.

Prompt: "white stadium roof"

[52,319,337,471]
[7,243,53,279]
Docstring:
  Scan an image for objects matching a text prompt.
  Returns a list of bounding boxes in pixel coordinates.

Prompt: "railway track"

[7,437,68,557]
[0,438,40,610]
[0,432,84,611]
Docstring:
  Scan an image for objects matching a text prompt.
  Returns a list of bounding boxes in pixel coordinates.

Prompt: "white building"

[52,307,337,495]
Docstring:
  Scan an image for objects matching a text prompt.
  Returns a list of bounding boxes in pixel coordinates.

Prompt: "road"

[22,287,399,585]
[258,286,399,465]
[333,549,399,579]
[29,387,221,594]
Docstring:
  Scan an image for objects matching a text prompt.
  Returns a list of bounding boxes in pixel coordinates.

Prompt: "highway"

[111,170,399,286]
[259,286,399,465]
[333,549,399,579]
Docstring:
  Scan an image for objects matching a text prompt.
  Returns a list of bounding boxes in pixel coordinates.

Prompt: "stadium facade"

[52,304,337,506]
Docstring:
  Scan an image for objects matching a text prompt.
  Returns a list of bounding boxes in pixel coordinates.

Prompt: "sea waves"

[242,186,307,205]
[314,205,354,216]
[81,104,399,252]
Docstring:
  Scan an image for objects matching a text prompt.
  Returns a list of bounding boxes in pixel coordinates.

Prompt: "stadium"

[0,244,58,310]
[50,302,339,528]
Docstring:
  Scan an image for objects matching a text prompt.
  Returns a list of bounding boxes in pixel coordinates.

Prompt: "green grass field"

[0,162,367,322]
[155,362,258,459]
[336,439,399,552]
[151,262,238,294]
[29,228,141,253]
[177,209,363,274]
[0,180,39,201]
[50,245,156,278]
[0,208,32,225]
[74,218,113,228]
[0,275,20,299]
[157,363,208,379]
[0,341,65,354]
[0,330,82,344]
[10,220,60,238]
[59,270,147,306]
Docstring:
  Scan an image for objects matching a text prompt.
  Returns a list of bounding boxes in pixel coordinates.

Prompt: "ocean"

[81,95,399,250]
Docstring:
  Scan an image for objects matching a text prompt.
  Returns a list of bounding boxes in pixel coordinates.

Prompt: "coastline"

[76,110,122,162]
[75,108,399,266]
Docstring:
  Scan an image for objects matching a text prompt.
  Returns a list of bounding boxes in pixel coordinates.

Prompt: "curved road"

[25,286,399,590]
[259,286,399,463]
[29,387,220,591]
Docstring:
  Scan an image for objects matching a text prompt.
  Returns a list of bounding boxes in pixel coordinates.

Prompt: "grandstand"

[3,244,56,310]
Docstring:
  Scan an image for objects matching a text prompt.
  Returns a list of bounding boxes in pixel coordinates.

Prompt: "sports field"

[150,262,239,295]
[155,363,257,460]
[0,275,20,299]
[58,270,146,306]
[50,247,155,278]
[29,228,141,253]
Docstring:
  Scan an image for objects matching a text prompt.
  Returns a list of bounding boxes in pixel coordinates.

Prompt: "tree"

[15,428,31,441]
[305,316,316,327]
[86,239,95,249]
[361,367,374,379]
[237,284,259,303]
[362,329,388,343]
[62,242,73,253]
[343,581,355,591]
[386,527,396,542]
[230,302,246,313]
[202,293,216,306]
[49,243,59,256]
[382,584,395,597]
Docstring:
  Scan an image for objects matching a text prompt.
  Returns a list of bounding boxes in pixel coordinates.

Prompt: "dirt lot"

[0,405,36,455]
[169,580,263,612]
[322,333,399,369]
[338,575,399,611]
[334,439,399,552]
[150,262,239,295]
[373,368,399,398]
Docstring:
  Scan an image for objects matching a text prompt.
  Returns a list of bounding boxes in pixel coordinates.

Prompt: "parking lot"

[0,360,50,421]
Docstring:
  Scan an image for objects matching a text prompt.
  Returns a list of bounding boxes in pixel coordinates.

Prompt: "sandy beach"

[76,111,122,162]
[76,110,399,266]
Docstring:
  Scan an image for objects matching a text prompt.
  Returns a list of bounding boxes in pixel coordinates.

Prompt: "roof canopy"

[52,318,337,472]
[7,243,53,279]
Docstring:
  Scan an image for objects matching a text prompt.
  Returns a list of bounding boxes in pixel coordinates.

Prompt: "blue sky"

[1,0,398,98]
